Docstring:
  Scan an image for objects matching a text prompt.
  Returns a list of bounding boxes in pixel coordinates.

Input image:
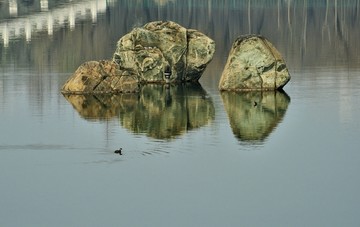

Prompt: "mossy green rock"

[219,35,290,91]
[113,21,215,83]
[61,21,215,94]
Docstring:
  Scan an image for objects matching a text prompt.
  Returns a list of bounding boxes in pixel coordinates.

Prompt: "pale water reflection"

[0,0,109,46]
[1,0,360,227]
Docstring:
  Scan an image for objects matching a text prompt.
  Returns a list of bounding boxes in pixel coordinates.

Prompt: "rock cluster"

[61,21,215,94]
[219,35,290,91]
[61,24,291,94]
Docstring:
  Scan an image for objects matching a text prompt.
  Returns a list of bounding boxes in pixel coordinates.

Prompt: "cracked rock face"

[61,21,215,94]
[61,60,139,94]
[219,35,290,91]
[113,21,215,83]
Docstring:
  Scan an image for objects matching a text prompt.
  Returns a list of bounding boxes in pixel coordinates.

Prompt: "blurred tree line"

[1,0,359,75]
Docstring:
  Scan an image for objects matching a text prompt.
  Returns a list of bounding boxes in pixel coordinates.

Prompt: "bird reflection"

[165,84,172,107]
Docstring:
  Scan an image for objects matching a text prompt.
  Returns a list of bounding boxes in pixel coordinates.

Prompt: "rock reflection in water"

[221,91,290,143]
[63,83,215,140]
[63,93,133,121]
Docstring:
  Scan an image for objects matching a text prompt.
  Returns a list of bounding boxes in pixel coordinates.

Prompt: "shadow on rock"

[63,83,215,140]
[221,90,290,144]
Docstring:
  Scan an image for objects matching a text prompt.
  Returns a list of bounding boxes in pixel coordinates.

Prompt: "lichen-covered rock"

[114,47,168,82]
[61,60,139,94]
[113,21,215,83]
[61,21,214,94]
[186,29,216,81]
[219,35,290,91]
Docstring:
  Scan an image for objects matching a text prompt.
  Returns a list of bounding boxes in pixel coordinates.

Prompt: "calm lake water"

[1,0,360,226]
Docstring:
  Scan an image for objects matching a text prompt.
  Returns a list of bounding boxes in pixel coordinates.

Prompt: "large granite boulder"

[219,35,290,91]
[61,60,139,94]
[113,21,215,83]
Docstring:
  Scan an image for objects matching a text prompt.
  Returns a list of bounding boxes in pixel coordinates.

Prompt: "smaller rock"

[219,35,290,91]
[61,60,139,94]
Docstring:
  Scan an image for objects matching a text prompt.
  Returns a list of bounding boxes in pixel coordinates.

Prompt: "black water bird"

[164,65,171,83]
[254,101,258,107]
[114,148,122,155]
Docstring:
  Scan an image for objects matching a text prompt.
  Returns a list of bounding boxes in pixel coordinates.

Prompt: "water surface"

[1,0,360,226]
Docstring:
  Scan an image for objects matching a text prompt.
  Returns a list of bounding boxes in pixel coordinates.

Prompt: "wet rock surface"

[219,35,290,91]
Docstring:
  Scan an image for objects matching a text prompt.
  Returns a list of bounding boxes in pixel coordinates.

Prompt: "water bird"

[254,101,257,107]
[114,148,122,155]
[164,65,171,83]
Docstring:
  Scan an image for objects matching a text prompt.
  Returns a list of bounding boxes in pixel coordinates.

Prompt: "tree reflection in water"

[63,83,215,140]
[221,90,290,144]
